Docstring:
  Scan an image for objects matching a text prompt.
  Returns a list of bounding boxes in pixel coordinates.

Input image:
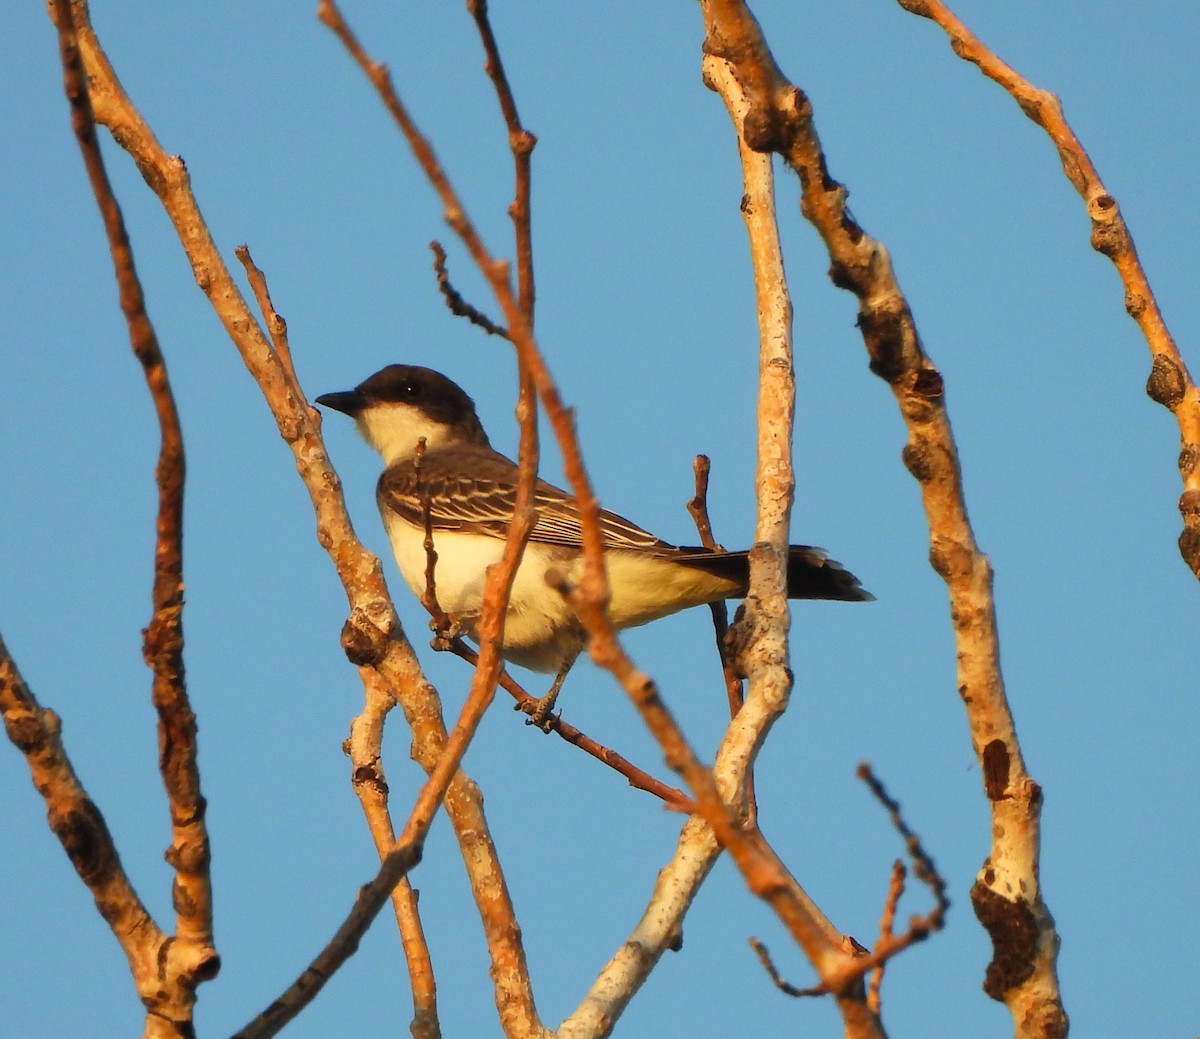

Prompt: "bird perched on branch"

[317,365,870,719]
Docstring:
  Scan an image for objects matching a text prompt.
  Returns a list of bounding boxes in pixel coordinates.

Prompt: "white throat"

[355,403,459,465]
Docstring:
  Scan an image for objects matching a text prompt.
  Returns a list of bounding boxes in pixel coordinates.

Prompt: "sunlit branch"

[698,2,1061,1036]
[896,0,1200,580]
[55,2,533,1035]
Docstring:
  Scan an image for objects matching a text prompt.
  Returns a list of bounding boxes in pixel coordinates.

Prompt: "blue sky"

[2,2,1197,1037]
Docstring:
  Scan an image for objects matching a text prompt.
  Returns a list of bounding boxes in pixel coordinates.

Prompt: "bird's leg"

[527,651,578,731]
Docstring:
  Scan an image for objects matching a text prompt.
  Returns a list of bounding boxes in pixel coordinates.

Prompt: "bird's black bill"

[315,389,367,416]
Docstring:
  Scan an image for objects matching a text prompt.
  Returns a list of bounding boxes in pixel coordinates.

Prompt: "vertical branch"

[706,63,798,747]
[348,668,440,1039]
[48,3,217,1034]
[698,3,1064,1037]
[466,0,544,746]
[686,456,745,722]
[467,0,537,319]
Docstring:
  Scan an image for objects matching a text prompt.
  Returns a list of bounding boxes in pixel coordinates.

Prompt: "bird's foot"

[524,690,561,732]
[520,661,573,732]
[428,615,463,653]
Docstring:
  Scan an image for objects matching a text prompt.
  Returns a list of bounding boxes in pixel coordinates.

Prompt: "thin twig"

[744,767,947,1005]
[811,769,947,990]
[446,640,693,809]
[238,245,299,387]
[686,455,745,720]
[686,455,754,815]
[685,454,720,549]
[857,764,948,918]
[431,240,508,337]
[749,938,826,998]
[868,862,905,1015]
[411,438,456,641]
[467,0,538,318]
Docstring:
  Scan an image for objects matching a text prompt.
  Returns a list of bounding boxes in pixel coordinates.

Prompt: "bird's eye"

[401,381,422,397]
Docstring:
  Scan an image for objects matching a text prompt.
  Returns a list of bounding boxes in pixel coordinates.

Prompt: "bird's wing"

[377,452,672,552]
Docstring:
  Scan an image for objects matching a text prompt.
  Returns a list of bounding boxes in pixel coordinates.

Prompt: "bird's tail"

[784,546,873,601]
[673,545,872,602]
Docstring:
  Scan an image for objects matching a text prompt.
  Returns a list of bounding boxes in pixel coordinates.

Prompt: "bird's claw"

[428,616,462,652]
[520,694,561,732]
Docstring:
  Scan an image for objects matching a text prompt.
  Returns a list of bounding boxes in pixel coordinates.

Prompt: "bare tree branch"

[0,636,181,1035]
[318,4,549,1034]
[29,5,219,1036]
[868,863,906,1015]
[697,2,1063,1036]
[699,14,886,1038]
[238,248,443,1038]
[431,240,508,338]
[896,0,1200,580]
[349,667,440,1039]
[746,767,947,1006]
[467,0,538,319]
[447,640,694,808]
[52,2,536,1034]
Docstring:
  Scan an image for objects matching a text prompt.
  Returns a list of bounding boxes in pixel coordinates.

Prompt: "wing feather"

[376,451,672,552]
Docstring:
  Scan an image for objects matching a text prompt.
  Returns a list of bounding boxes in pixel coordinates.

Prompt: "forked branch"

[52,2,538,1036]
[6,7,219,1038]
[699,2,1063,1036]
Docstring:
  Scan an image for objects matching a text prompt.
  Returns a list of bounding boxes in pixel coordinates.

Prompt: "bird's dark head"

[316,365,489,463]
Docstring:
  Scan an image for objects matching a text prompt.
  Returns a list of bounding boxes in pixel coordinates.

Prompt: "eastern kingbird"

[317,365,870,710]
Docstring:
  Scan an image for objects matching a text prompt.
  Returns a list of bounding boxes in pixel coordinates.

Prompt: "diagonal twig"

[431,240,508,337]
[746,766,947,1006]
